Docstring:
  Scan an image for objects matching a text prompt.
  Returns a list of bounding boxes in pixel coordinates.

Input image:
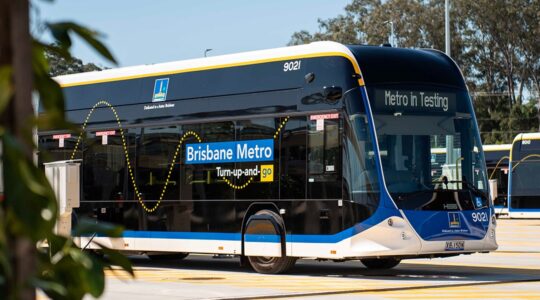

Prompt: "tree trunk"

[1,0,36,299]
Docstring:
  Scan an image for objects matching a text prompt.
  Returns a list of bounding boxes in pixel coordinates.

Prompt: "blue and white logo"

[152,78,169,102]
[448,212,461,228]
[475,197,483,208]
[186,139,274,164]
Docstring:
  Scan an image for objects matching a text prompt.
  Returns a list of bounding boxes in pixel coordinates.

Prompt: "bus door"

[306,113,342,235]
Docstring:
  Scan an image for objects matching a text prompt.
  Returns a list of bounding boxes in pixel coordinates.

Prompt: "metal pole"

[384,21,395,47]
[444,0,454,172]
[204,48,213,57]
[445,0,450,56]
[390,21,395,47]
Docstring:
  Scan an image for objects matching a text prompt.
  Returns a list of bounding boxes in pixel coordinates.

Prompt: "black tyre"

[148,252,189,261]
[248,255,297,274]
[246,210,296,274]
[361,257,401,269]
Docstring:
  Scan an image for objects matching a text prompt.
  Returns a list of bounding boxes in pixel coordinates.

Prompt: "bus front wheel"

[245,209,296,274]
[361,257,401,269]
[248,255,296,274]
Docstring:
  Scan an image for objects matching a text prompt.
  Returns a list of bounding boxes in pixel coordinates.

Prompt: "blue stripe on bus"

[244,234,280,243]
[117,206,400,244]
[122,231,241,240]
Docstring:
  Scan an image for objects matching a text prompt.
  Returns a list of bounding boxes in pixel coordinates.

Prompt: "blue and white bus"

[38,42,497,274]
[508,133,540,218]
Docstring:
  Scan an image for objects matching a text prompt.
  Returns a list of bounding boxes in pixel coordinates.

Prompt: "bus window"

[510,138,540,209]
[280,117,307,200]
[307,117,341,199]
[82,131,127,202]
[180,121,235,201]
[38,133,81,167]
[180,121,235,232]
[137,126,181,202]
[235,117,278,200]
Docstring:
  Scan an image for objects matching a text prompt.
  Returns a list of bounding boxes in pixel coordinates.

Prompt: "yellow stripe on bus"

[59,52,365,88]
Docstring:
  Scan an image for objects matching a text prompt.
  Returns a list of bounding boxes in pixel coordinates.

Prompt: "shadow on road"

[127,254,540,283]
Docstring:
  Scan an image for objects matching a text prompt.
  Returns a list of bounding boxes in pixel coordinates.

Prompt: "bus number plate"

[445,241,465,251]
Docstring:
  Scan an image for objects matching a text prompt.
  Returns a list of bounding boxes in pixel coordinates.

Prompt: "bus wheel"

[148,252,189,261]
[248,255,296,274]
[360,257,401,269]
[245,209,295,274]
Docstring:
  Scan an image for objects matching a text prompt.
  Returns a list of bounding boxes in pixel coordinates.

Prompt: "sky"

[34,0,351,68]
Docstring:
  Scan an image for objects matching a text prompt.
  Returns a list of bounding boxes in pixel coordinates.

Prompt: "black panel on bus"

[347,45,466,89]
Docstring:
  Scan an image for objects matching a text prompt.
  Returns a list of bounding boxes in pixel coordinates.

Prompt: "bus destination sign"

[374,89,456,113]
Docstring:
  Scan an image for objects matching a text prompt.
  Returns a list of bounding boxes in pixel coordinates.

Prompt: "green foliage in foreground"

[0,3,133,299]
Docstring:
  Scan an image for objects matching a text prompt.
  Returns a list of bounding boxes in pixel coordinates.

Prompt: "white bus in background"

[508,133,540,218]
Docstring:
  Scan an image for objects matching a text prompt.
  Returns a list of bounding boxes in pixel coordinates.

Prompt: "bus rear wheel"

[361,257,401,269]
[248,255,296,274]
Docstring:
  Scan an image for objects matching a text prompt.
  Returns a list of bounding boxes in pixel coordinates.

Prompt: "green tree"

[45,48,102,77]
[0,1,132,299]
[290,0,540,143]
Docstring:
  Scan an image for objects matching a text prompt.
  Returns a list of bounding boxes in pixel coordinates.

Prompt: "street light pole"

[444,0,454,167]
[445,0,450,56]
[384,21,395,47]
[204,48,213,57]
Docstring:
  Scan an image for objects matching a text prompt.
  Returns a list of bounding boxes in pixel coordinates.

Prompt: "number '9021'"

[283,60,301,72]
[471,212,488,222]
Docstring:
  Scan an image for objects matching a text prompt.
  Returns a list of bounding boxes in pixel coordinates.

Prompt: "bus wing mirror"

[323,86,342,102]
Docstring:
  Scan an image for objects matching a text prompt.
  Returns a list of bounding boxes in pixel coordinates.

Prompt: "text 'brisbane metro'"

[185,139,274,164]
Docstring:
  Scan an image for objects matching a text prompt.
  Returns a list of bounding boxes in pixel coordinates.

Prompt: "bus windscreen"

[368,86,488,211]
[510,139,540,209]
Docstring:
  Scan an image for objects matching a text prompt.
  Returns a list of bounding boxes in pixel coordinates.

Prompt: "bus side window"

[280,117,307,200]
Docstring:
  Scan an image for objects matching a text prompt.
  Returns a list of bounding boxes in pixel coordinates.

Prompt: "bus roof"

[512,132,540,144]
[483,144,512,152]
[54,41,359,88]
[347,45,465,89]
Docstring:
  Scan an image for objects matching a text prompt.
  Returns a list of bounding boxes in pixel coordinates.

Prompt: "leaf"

[46,234,70,258]
[46,22,73,49]
[2,133,58,241]
[94,242,134,276]
[46,22,117,64]
[32,278,67,297]
[72,218,124,238]
[0,66,12,115]
[39,249,105,300]
[67,248,105,297]
[32,42,67,126]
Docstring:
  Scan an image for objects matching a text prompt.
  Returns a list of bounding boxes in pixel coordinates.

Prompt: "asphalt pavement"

[60,219,540,299]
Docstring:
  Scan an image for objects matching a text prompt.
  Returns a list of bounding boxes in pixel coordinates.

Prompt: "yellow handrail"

[489,156,509,180]
[511,154,540,170]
